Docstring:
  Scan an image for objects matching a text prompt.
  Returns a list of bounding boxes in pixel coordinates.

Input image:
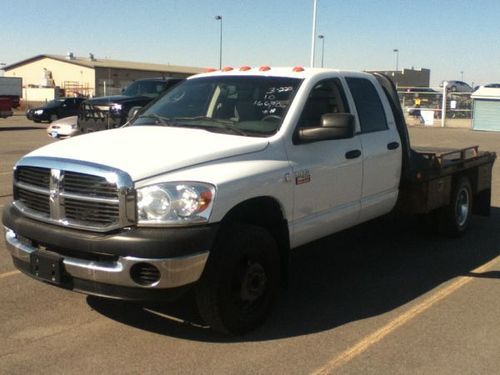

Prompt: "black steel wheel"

[195,224,280,335]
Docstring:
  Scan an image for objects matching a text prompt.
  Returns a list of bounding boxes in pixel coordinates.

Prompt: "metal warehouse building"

[472,88,500,132]
[2,53,204,98]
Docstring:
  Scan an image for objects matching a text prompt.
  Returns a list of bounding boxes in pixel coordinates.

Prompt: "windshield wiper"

[174,116,247,136]
[137,113,176,126]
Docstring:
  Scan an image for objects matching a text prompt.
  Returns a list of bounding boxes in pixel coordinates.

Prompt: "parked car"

[26,97,86,123]
[473,83,500,91]
[46,116,79,139]
[78,77,183,133]
[440,80,473,92]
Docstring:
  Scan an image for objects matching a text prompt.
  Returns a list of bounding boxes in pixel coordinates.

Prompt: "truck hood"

[85,95,147,105]
[25,126,270,181]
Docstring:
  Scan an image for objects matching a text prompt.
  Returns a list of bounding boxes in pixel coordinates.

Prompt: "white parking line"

[311,256,500,375]
[0,270,21,279]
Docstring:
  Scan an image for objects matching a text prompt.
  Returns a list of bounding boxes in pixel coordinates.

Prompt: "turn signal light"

[222,66,234,71]
[239,66,252,71]
[259,66,271,71]
[293,66,305,72]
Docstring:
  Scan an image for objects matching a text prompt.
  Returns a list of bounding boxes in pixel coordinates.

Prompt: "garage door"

[473,100,500,131]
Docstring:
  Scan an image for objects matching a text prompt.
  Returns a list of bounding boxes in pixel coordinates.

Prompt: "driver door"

[286,78,363,248]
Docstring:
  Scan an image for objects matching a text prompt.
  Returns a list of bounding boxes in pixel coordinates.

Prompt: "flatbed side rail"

[418,145,479,167]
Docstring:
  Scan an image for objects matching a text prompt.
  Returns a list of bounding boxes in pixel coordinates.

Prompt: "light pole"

[393,48,399,71]
[318,35,325,68]
[0,63,5,76]
[310,0,318,67]
[460,71,464,81]
[215,15,223,69]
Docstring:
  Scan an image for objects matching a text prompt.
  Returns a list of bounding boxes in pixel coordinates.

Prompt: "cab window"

[298,78,350,128]
[346,77,388,133]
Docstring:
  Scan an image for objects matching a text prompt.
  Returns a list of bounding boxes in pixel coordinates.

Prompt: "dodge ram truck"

[3,67,496,334]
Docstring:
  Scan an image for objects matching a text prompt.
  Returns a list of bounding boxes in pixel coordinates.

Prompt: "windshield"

[45,99,65,108]
[123,80,170,98]
[132,75,303,137]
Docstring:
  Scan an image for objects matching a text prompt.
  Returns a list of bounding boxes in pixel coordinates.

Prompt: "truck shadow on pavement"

[87,208,500,342]
[0,126,46,131]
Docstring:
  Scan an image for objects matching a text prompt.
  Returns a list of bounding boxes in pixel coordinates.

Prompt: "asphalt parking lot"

[1,117,500,374]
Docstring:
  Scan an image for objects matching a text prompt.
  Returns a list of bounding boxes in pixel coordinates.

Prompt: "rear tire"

[438,177,473,237]
[195,223,280,335]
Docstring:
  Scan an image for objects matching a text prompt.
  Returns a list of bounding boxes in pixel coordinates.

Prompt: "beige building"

[366,68,431,88]
[2,53,204,97]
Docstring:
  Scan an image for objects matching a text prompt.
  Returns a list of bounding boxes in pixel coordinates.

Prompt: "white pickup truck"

[2,67,496,334]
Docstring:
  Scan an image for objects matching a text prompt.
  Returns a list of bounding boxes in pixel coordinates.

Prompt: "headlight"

[137,182,215,226]
[34,109,44,115]
[111,104,122,111]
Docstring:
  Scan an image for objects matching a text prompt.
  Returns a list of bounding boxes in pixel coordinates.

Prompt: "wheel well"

[220,197,290,283]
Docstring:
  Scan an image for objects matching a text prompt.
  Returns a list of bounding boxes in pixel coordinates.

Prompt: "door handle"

[345,149,362,159]
[387,142,400,150]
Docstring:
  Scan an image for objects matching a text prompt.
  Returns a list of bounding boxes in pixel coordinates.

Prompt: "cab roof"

[191,67,370,80]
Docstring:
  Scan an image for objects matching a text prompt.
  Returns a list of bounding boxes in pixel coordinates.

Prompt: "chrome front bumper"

[4,226,209,289]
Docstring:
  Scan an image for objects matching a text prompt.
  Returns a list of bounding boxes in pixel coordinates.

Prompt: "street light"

[393,49,399,71]
[215,15,223,69]
[460,71,464,81]
[318,35,325,68]
[310,0,318,67]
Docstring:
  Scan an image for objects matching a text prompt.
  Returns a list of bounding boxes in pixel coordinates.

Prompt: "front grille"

[13,158,135,232]
[16,167,50,188]
[79,103,122,132]
[16,188,50,215]
[64,198,119,226]
[64,171,118,198]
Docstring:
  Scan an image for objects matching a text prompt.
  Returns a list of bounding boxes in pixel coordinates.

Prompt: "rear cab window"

[345,77,388,133]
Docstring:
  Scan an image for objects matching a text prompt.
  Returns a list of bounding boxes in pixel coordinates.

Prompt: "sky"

[2,0,500,87]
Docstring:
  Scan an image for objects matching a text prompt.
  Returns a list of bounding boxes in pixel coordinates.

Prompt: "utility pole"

[310,0,318,67]
[215,15,223,69]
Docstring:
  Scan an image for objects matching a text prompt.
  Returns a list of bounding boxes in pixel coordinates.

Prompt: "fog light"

[130,263,160,286]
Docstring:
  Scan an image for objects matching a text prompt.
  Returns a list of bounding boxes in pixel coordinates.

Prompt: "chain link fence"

[398,87,472,128]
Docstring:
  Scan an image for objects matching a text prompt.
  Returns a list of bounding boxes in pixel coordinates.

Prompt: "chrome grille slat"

[12,157,136,232]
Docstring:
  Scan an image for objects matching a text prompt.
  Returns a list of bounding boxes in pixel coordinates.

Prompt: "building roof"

[2,54,204,75]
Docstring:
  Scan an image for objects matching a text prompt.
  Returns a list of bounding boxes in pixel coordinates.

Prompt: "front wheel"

[439,177,473,236]
[195,224,280,335]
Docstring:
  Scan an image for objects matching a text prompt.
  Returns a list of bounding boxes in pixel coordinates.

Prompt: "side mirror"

[127,106,143,123]
[297,113,355,143]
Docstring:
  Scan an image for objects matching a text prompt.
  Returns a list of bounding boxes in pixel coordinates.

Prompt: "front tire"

[195,224,280,335]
